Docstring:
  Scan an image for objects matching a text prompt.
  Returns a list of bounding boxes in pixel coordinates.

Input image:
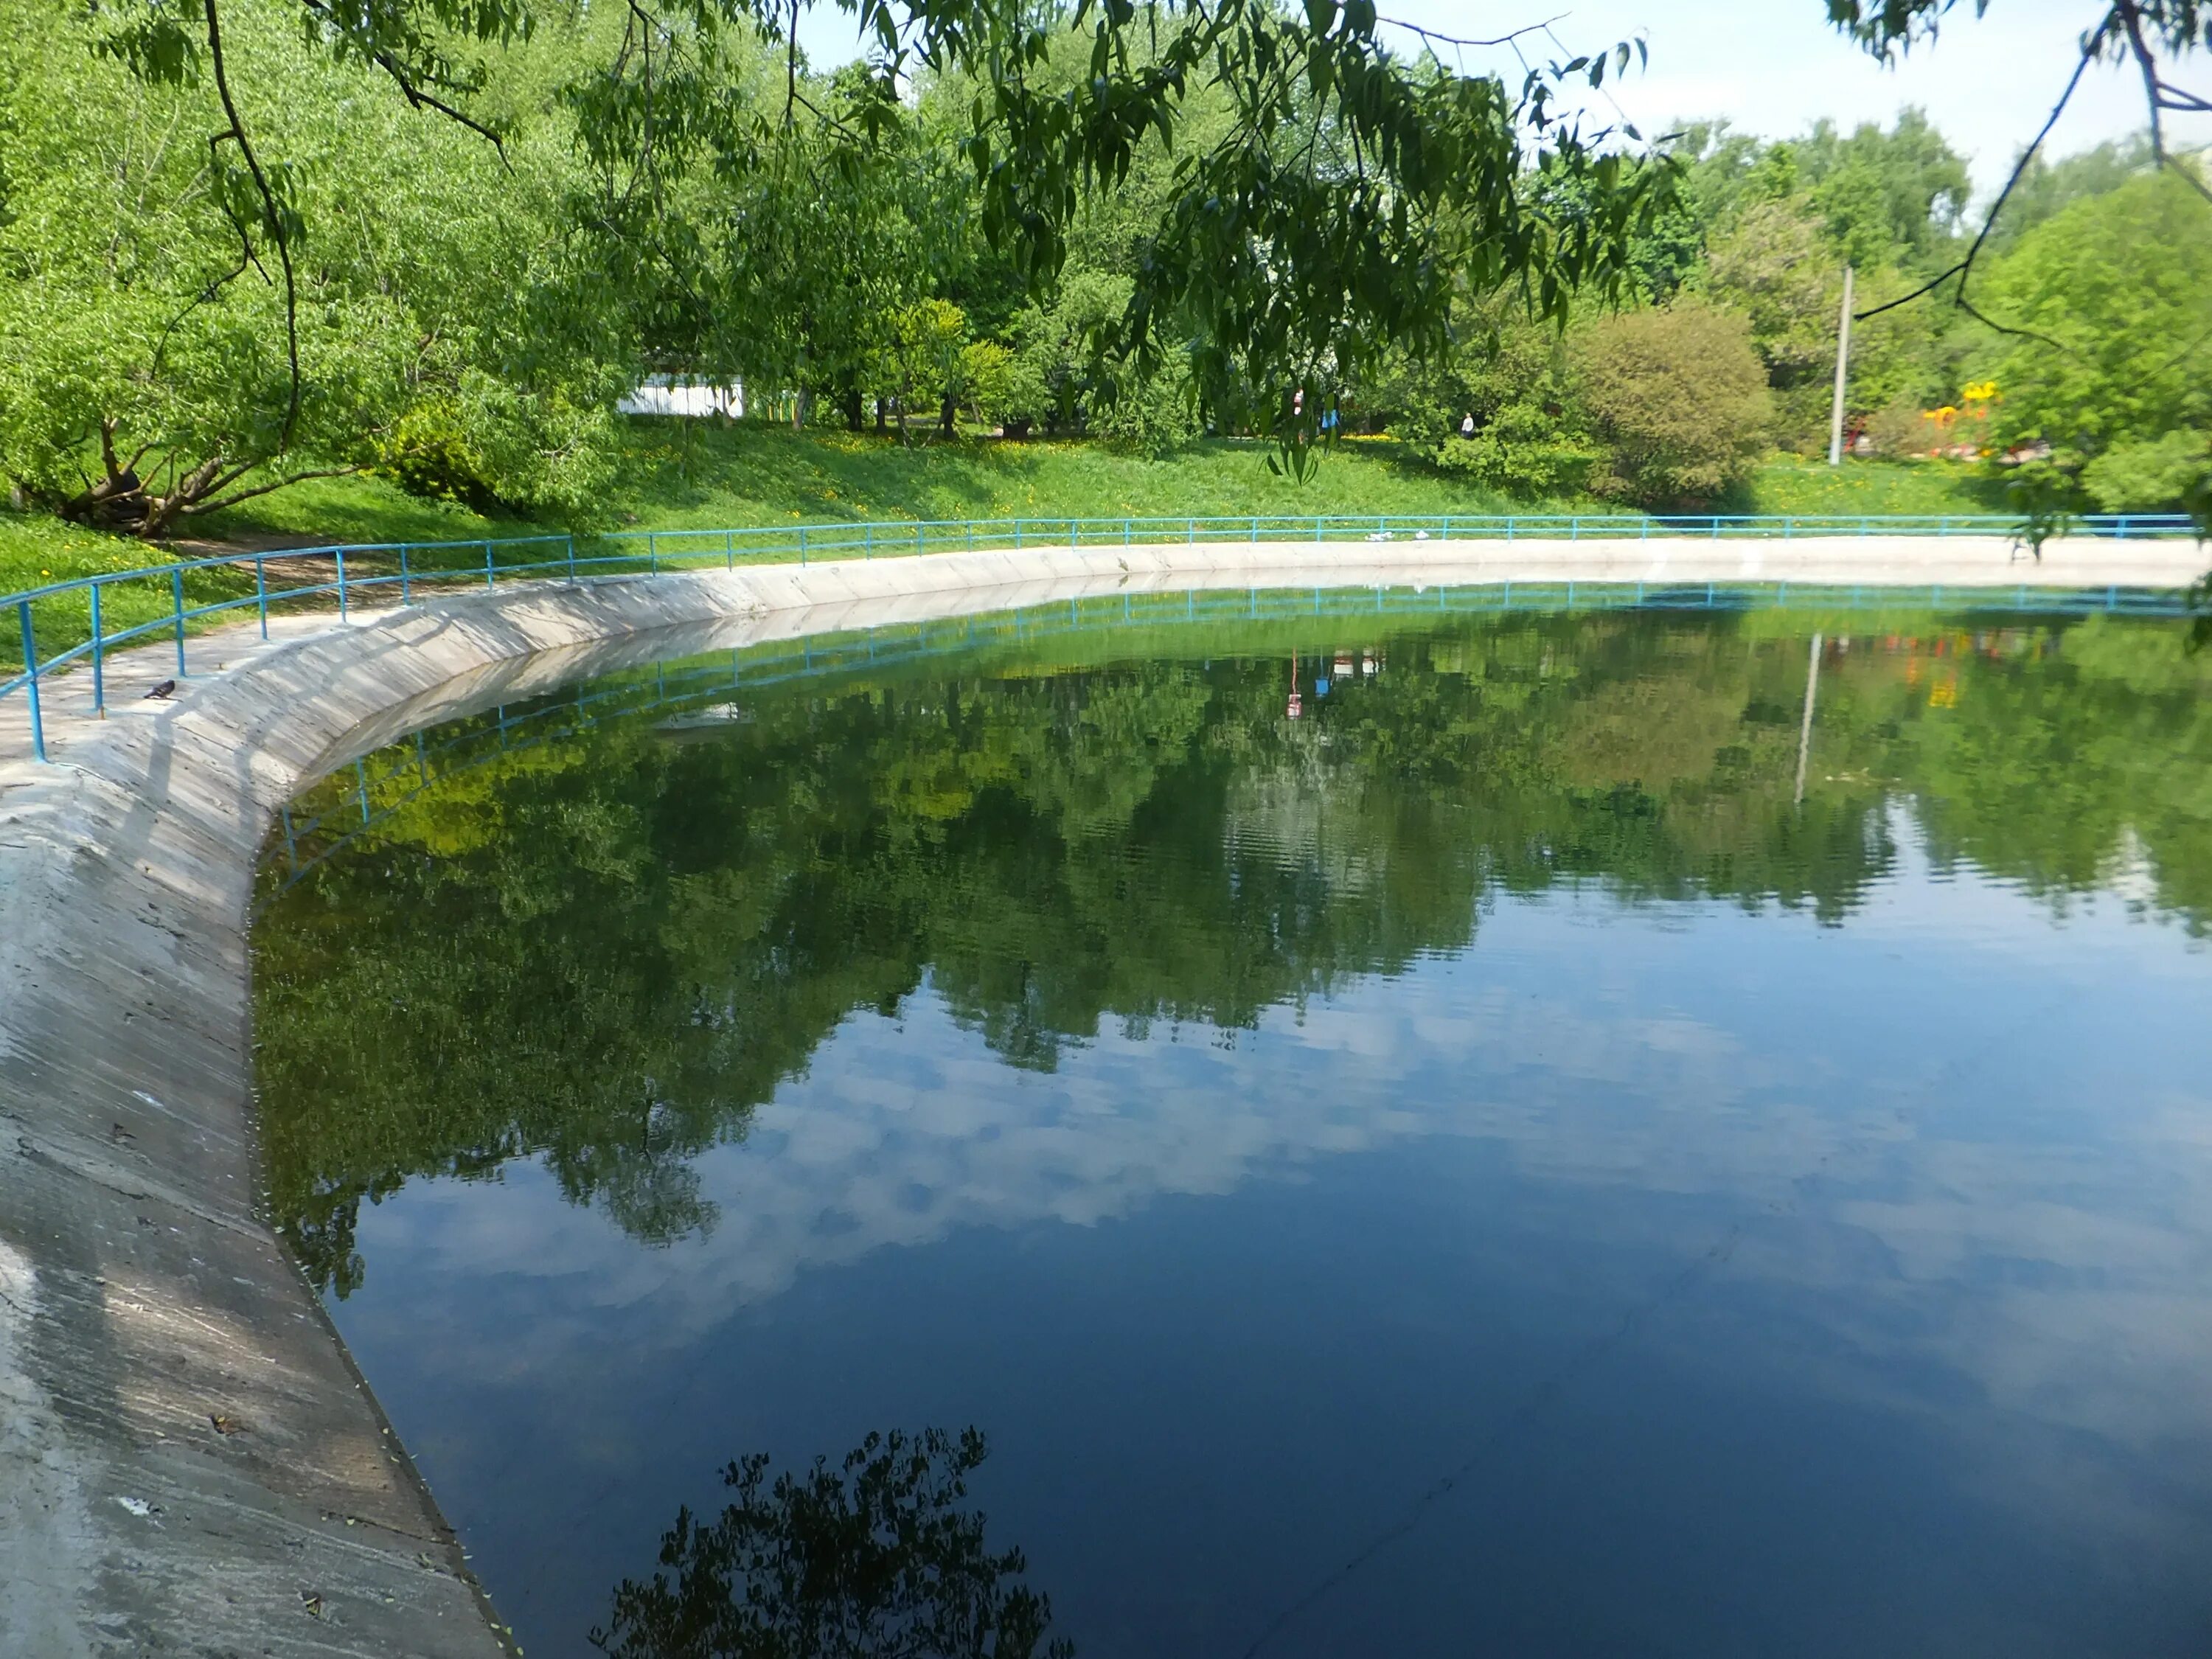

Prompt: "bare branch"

[298,0,512,163]
[204,0,302,453]
[1373,13,1565,51]
[1852,13,2107,335]
[183,463,370,516]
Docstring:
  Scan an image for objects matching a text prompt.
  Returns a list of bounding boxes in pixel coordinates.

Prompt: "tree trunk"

[874,397,887,433]
[844,389,864,432]
[939,394,957,437]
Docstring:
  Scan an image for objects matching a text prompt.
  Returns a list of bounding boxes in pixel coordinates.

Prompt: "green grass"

[1742,456,2006,518]
[208,473,565,547]
[0,426,2033,674]
[586,423,1545,529]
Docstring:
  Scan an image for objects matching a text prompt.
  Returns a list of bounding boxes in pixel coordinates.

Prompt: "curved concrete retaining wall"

[0,538,2200,1656]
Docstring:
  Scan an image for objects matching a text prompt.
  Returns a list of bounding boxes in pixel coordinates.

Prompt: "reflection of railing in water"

[262,577,2195,908]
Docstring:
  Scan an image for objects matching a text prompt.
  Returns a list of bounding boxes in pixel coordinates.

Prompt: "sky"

[796,0,2206,199]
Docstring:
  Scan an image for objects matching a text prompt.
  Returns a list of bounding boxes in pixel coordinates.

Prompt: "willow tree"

[0,0,630,534]
[62,0,1675,515]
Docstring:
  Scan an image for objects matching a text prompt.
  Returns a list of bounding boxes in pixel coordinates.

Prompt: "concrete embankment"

[0,536,2199,1656]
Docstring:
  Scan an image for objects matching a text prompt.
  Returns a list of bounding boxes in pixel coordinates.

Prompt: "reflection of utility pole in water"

[1795,632,1823,806]
[1286,655,1302,720]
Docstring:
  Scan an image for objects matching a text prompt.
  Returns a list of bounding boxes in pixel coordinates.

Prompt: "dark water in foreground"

[253,594,2212,1658]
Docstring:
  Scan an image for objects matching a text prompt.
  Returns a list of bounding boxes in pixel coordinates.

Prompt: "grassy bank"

[0,426,2017,667]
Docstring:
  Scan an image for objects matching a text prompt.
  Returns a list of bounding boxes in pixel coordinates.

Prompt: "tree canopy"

[1,0,2206,529]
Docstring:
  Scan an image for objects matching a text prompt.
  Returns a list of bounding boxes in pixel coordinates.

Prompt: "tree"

[1371,298,1596,496]
[77,0,1671,503]
[1570,300,1773,504]
[893,299,972,439]
[591,1429,1073,1659]
[1980,135,2154,256]
[1978,170,2212,499]
[1699,189,1955,452]
[1794,108,1971,273]
[0,0,620,532]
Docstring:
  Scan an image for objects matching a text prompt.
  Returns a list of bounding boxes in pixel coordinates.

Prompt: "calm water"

[252,594,2212,1659]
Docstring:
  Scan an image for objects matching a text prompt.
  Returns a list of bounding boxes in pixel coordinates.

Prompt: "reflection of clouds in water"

[362,863,2212,1537]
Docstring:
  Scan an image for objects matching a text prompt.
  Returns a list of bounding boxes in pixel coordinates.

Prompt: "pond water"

[252,591,2212,1659]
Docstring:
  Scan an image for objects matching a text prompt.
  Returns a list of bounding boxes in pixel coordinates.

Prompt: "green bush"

[1571,301,1773,506]
[375,400,498,510]
[2081,431,2212,513]
[1432,403,1598,495]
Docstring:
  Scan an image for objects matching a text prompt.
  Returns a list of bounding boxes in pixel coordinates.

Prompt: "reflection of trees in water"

[591,1429,1073,1659]
[251,611,2212,1292]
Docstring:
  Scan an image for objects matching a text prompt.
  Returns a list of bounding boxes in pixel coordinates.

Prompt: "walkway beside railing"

[1,512,2202,763]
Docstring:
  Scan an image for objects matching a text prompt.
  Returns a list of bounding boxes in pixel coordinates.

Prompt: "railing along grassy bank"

[3,511,2198,762]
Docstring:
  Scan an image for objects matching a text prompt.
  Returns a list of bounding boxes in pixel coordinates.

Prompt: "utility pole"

[1826,265,1855,466]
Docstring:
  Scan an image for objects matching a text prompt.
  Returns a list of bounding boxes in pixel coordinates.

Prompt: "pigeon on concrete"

[144,679,175,700]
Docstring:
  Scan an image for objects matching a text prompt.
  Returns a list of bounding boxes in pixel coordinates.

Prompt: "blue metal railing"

[4,510,2200,763]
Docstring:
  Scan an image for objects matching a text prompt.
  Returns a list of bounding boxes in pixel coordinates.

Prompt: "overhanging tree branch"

[203,0,302,453]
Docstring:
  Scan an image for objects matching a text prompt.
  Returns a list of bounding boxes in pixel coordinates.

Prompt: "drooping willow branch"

[203,0,302,454]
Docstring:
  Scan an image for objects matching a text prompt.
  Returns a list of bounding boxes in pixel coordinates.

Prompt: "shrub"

[375,400,497,510]
[1570,301,1773,506]
[1432,403,1598,496]
[2081,430,2212,512]
[1863,398,1936,459]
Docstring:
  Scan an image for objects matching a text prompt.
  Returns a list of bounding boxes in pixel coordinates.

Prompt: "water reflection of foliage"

[590,1429,1073,1659]
[251,611,2212,1293]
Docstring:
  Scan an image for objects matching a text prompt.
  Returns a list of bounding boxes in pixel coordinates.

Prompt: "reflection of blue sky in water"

[333,827,2212,1659]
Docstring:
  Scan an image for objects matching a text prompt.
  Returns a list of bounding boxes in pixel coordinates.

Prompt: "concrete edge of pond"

[0,536,2199,1657]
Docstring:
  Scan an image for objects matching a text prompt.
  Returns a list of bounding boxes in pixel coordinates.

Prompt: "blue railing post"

[1251,515,1259,543]
[88,582,105,717]
[335,548,349,622]
[486,540,497,588]
[256,557,269,639]
[725,530,734,571]
[172,567,187,673]
[400,545,412,606]
[18,601,45,762]
[570,535,580,582]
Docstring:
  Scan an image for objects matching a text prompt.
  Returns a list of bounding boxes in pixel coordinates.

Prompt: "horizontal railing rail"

[4,511,2201,762]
